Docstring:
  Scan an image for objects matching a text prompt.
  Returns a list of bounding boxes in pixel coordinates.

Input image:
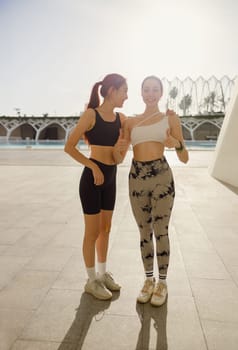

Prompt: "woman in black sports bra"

[124,75,189,307]
[64,73,128,300]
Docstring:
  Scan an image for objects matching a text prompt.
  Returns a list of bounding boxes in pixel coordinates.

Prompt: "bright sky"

[0,0,237,116]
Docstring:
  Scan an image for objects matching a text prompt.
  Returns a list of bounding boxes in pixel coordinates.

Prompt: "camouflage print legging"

[129,157,175,279]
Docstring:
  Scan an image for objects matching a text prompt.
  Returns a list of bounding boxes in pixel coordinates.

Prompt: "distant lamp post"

[14,108,21,117]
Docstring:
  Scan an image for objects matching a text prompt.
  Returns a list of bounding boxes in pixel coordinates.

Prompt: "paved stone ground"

[0,149,238,350]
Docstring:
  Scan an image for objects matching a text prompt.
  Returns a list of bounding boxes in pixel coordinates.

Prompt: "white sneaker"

[101,272,121,291]
[151,282,167,306]
[137,278,155,303]
[84,279,112,300]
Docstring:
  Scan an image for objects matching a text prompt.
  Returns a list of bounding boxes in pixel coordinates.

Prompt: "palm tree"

[202,91,223,114]
[179,94,192,116]
[169,86,178,99]
[203,96,211,113]
[209,91,216,112]
[168,87,178,109]
[219,86,226,112]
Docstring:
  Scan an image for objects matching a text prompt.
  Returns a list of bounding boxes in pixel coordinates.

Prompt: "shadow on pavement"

[135,298,168,350]
[57,291,120,350]
[219,180,238,195]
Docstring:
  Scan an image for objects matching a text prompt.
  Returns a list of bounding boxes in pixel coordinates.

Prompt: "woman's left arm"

[165,113,189,163]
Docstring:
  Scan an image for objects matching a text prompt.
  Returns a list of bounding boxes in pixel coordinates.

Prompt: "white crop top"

[131,115,169,147]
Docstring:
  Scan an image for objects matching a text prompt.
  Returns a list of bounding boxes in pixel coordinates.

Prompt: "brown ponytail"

[87,81,102,109]
[87,73,126,109]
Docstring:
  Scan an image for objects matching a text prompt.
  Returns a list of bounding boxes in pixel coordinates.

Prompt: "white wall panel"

[210,78,238,187]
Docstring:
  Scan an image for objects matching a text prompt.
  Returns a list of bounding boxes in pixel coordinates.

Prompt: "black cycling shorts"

[79,159,117,215]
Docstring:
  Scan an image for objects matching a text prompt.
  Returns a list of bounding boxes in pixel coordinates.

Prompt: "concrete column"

[210,78,238,187]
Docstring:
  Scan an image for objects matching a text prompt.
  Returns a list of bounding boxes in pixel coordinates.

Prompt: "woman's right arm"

[64,109,93,166]
[64,109,104,184]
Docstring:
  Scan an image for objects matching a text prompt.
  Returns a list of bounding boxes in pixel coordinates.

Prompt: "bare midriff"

[133,141,165,162]
[90,145,116,165]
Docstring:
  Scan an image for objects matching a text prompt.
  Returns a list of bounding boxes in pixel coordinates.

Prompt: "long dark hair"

[141,75,163,95]
[87,73,126,109]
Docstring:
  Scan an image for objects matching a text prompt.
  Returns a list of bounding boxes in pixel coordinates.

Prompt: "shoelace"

[154,283,166,296]
[142,280,154,293]
[105,272,114,281]
[95,279,106,289]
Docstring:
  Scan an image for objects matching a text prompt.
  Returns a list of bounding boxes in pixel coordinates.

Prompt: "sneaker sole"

[150,295,167,307]
[137,294,153,303]
[105,285,121,292]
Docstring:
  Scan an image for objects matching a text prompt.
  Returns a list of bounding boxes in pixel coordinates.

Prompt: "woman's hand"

[163,129,181,149]
[91,163,104,186]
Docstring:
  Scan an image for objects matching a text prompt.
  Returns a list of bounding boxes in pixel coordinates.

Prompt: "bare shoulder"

[124,115,140,129]
[79,108,95,122]
[76,108,96,128]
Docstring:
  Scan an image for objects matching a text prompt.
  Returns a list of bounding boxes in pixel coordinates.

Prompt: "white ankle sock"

[86,267,96,281]
[159,279,167,285]
[97,262,106,276]
[145,270,153,279]
[146,277,154,281]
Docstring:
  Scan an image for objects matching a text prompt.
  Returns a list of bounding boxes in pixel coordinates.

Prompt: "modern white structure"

[210,78,238,187]
[0,115,225,143]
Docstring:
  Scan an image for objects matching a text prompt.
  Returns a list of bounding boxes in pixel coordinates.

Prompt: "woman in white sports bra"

[123,75,188,307]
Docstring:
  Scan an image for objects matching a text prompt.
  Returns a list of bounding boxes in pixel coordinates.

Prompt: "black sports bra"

[85,110,121,146]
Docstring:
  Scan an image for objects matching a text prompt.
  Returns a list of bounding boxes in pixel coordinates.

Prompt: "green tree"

[169,86,178,99]
[202,91,223,113]
[179,94,192,116]
[209,91,216,112]
[168,86,178,109]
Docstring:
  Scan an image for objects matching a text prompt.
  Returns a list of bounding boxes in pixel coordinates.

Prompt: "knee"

[84,230,99,243]
[100,223,111,236]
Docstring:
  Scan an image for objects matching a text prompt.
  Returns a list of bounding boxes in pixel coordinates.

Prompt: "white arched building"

[0,114,224,143]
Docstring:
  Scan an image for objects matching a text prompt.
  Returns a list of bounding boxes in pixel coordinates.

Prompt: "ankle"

[97,262,106,276]
[86,267,96,281]
[146,276,154,281]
